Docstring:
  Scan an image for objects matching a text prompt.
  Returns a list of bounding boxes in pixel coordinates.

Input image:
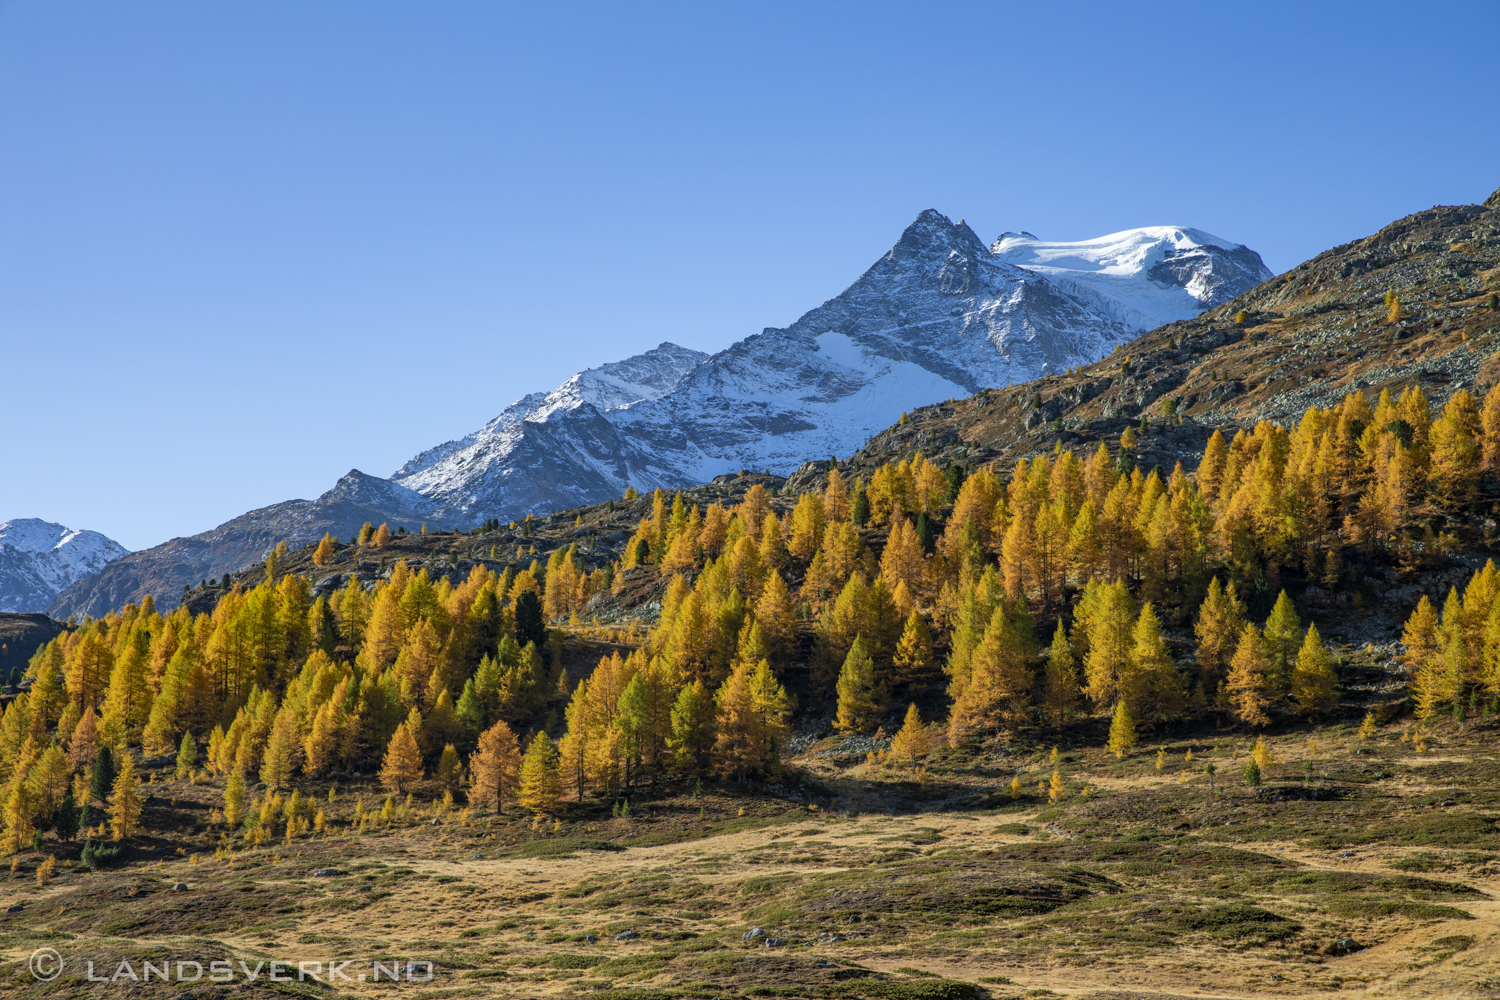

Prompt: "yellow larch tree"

[1226,624,1272,728]
[470,720,522,812]
[109,753,143,841]
[379,721,424,795]
[889,703,928,771]
[1291,622,1338,718]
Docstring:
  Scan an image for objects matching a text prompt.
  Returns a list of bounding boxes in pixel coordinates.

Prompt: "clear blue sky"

[2,2,1497,551]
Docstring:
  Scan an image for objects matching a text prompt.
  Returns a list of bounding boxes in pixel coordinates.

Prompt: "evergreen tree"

[517,732,561,815]
[835,636,883,733]
[668,679,715,777]
[108,754,142,841]
[1291,623,1338,718]
[89,745,116,805]
[1227,624,1272,727]
[455,678,486,743]
[889,703,928,771]
[470,720,522,811]
[379,722,424,795]
[1106,700,1137,758]
[514,590,547,651]
[852,480,870,526]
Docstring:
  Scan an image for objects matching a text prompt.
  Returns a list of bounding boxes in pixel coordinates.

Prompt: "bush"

[81,840,125,868]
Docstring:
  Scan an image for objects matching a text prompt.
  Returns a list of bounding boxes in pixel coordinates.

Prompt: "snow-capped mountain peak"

[992,226,1274,330]
[0,518,130,613]
[382,208,1273,525]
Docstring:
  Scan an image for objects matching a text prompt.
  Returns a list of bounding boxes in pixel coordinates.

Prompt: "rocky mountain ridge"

[393,211,1270,524]
[47,471,457,620]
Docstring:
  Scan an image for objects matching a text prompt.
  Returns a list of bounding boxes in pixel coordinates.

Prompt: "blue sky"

[2,2,1497,551]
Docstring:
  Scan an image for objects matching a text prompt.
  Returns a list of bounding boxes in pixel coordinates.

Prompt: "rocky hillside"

[0,519,129,613]
[0,612,68,681]
[47,471,458,621]
[853,188,1500,478]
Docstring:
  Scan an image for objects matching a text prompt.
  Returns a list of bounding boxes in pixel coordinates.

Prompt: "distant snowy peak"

[0,518,130,613]
[992,226,1274,330]
[391,341,708,486]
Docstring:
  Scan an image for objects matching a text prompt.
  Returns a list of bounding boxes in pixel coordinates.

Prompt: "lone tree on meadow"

[889,704,929,772]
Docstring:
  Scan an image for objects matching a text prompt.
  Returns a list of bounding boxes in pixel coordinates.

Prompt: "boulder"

[614,930,638,941]
[312,868,343,877]
[172,882,189,891]
[1324,937,1364,956]
[742,927,766,940]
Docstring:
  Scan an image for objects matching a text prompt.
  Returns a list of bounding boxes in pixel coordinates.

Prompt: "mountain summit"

[392,210,1270,524]
[0,519,129,613]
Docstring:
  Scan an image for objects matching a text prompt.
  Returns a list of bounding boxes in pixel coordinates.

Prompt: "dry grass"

[3,714,1500,999]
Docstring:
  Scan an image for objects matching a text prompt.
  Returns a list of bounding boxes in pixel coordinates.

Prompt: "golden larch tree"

[379,721,424,795]
[1106,700,1137,758]
[1226,624,1272,728]
[109,754,143,841]
[470,719,522,811]
[1291,622,1338,717]
[889,703,928,772]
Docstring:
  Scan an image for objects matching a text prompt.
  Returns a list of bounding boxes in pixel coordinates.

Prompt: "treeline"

[0,382,1493,850]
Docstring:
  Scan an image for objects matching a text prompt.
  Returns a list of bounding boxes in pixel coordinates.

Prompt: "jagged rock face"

[47,471,454,620]
[395,210,1263,523]
[0,519,129,613]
